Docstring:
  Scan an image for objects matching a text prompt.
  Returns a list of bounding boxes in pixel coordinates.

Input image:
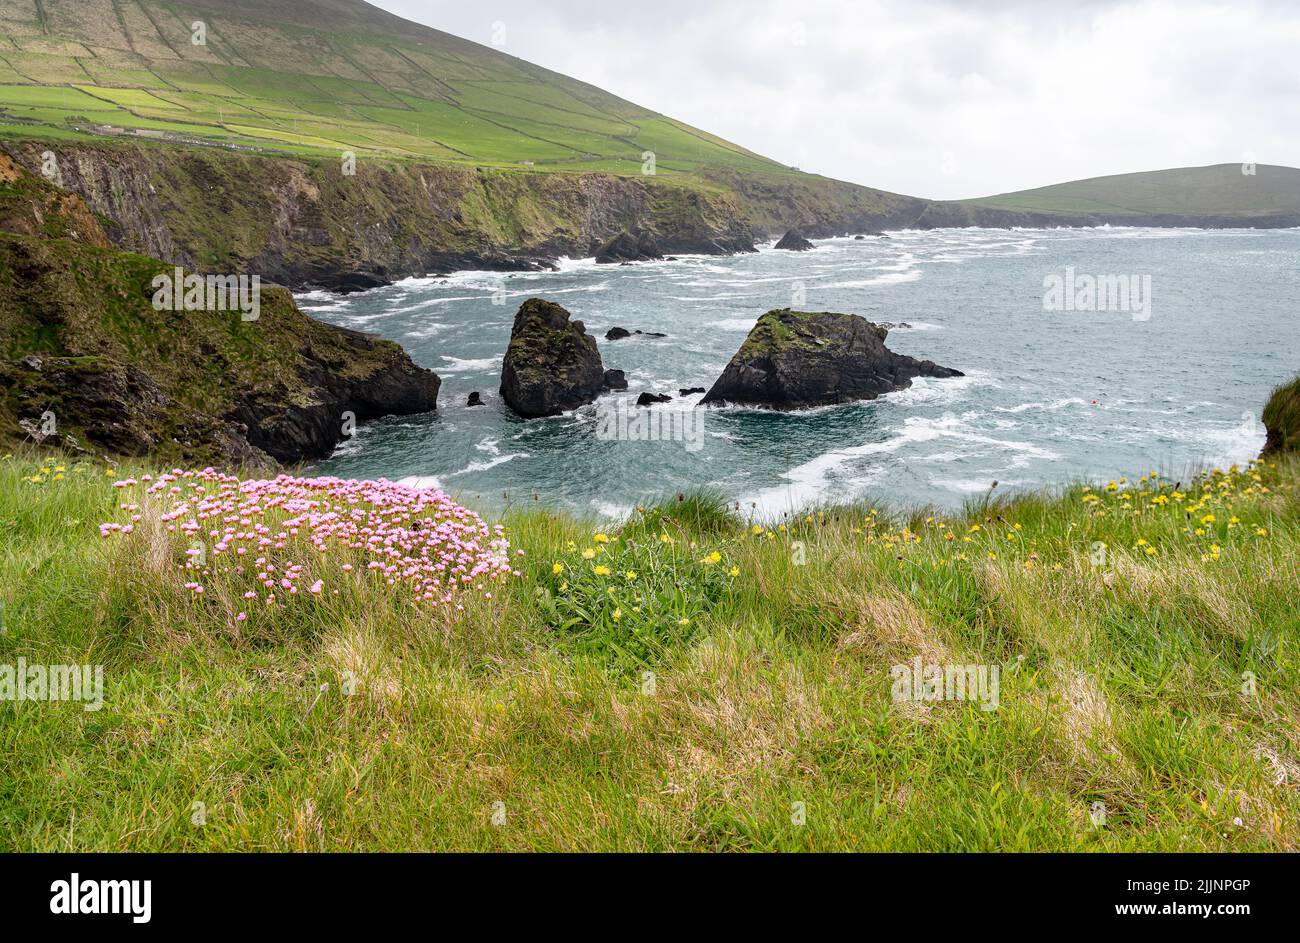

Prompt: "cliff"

[0,155,440,466]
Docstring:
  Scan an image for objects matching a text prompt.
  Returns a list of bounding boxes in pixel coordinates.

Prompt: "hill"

[0,0,791,176]
[0,2,1295,287]
[958,164,1300,226]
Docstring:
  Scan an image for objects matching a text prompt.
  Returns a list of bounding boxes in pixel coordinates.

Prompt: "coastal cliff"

[0,154,440,466]
[5,142,1296,292]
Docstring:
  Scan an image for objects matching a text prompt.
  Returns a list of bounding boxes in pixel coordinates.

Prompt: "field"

[1,443,1297,851]
[0,0,796,177]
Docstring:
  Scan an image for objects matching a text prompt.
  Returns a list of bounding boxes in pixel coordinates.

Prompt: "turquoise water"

[300,228,1300,519]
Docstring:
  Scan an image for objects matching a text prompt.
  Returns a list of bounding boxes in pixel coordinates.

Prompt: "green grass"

[0,0,794,179]
[1,448,1298,851]
[966,163,1300,218]
[1263,377,1300,456]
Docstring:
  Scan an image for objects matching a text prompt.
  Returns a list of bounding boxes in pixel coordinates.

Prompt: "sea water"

[300,227,1299,519]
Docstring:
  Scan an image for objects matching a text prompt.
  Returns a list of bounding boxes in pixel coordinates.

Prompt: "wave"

[819,271,921,289]
[439,354,501,373]
[741,413,1059,517]
[396,475,444,490]
[447,453,529,477]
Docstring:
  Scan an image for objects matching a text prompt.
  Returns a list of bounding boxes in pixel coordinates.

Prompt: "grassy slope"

[1,447,1298,851]
[0,0,797,179]
[966,164,1300,219]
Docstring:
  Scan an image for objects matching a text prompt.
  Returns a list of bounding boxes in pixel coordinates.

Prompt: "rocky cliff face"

[0,158,440,466]
[0,140,764,290]
[701,309,962,410]
[9,139,1290,297]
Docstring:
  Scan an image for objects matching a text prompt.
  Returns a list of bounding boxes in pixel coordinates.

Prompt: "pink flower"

[309,579,324,595]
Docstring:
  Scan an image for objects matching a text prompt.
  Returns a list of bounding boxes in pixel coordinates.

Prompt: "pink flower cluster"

[100,469,520,619]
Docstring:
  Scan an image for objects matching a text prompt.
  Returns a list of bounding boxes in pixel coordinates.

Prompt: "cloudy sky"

[374,0,1300,199]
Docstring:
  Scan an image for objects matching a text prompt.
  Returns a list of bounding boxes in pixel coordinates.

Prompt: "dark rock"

[854,235,866,240]
[679,387,706,396]
[0,227,438,467]
[499,298,605,417]
[233,324,440,463]
[467,391,484,406]
[595,230,663,264]
[328,270,390,294]
[701,309,962,411]
[605,327,667,340]
[603,369,628,391]
[774,229,815,251]
[636,392,673,406]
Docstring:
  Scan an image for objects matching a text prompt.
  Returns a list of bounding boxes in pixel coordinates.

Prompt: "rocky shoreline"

[5,140,1294,295]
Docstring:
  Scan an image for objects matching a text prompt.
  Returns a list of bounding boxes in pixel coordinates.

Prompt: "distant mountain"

[953,164,1300,227]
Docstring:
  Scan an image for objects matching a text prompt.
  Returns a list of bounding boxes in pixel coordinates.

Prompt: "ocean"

[298,227,1299,520]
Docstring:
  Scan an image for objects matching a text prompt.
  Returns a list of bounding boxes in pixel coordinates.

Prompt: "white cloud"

[374,0,1300,198]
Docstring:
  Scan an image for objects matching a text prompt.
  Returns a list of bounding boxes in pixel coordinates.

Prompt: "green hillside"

[966,164,1300,219]
[0,0,794,177]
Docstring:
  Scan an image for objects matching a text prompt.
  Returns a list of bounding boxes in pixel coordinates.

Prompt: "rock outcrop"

[499,298,606,417]
[636,392,672,406]
[595,230,664,264]
[701,309,962,410]
[603,369,628,391]
[774,229,815,251]
[605,327,666,340]
[0,239,440,466]
[0,154,440,465]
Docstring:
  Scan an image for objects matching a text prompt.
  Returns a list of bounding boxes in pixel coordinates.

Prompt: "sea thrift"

[101,470,518,618]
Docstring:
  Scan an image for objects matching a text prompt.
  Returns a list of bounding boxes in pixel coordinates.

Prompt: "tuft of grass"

[1262,375,1300,455]
[2,447,1299,851]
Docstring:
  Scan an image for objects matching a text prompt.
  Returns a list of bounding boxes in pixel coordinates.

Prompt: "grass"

[965,163,1300,219]
[1263,376,1300,455]
[1,448,1298,852]
[0,0,796,178]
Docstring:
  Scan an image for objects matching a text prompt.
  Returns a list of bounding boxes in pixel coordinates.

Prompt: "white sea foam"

[820,271,921,289]
[397,475,444,490]
[439,355,501,373]
[741,414,1059,517]
[447,453,528,477]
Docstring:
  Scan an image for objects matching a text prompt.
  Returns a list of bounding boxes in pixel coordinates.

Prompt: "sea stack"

[701,309,962,410]
[774,229,815,251]
[499,298,606,417]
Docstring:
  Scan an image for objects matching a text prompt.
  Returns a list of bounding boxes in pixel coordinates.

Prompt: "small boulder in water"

[605,327,632,340]
[466,392,484,407]
[603,369,628,390]
[774,229,815,251]
[595,230,663,264]
[679,387,706,396]
[636,392,673,406]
